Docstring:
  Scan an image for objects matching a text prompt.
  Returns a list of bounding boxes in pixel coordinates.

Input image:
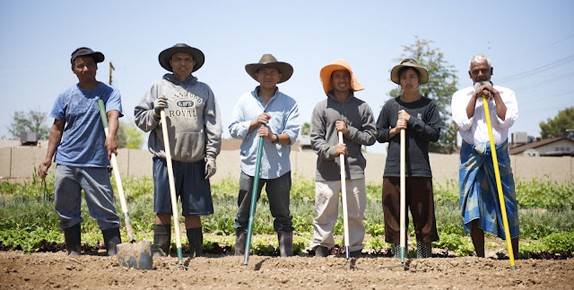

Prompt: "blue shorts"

[153,157,214,216]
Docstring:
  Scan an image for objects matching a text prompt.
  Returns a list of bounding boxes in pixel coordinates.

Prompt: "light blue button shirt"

[228,87,300,179]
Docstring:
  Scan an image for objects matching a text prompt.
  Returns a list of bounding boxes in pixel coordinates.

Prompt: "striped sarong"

[459,141,519,240]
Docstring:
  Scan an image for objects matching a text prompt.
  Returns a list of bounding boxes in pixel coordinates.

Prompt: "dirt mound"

[1,251,573,289]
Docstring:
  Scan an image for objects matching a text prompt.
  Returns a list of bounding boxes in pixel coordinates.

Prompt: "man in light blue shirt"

[229,54,300,257]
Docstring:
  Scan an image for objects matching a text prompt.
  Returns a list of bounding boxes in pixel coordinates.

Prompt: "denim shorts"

[153,157,214,216]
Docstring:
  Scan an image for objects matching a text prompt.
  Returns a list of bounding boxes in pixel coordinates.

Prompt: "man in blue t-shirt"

[39,47,123,256]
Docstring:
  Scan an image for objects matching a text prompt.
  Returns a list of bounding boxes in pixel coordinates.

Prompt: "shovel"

[98,100,153,270]
[159,109,185,268]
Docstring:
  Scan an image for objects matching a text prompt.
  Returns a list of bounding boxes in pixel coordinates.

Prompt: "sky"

[1,0,573,153]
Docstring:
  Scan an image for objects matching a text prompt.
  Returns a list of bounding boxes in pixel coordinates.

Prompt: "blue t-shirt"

[51,82,123,167]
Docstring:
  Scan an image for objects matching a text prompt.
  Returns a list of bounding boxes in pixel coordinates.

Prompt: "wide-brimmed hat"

[319,59,364,95]
[390,58,428,84]
[245,54,293,83]
[70,47,104,65]
[159,43,205,72]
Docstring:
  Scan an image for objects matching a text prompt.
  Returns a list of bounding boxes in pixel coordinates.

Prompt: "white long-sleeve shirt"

[451,85,518,145]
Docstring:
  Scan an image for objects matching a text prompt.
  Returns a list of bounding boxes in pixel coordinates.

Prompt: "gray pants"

[234,171,293,233]
[310,179,367,252]
[54,165,120,230]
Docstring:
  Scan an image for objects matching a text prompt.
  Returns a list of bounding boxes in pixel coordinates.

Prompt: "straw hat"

[158,43,205,72]
[319,59,364,95]
[245,54,293,83]
[390,58,428,84]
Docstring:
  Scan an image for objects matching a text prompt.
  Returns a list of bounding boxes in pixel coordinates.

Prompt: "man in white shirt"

[451,54,519,258]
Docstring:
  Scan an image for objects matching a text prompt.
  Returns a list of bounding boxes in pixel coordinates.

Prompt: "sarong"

[459,141,519,239]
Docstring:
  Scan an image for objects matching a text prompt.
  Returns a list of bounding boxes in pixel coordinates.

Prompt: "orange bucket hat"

[319,59,364,95]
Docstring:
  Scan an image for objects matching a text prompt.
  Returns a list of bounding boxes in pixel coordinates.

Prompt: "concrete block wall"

[1,147,572,185]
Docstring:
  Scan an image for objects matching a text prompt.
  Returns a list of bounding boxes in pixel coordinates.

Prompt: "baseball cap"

[70,47,105,65]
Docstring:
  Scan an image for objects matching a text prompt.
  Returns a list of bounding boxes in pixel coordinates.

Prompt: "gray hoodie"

[134,74,221,163]
[310,93,376,181]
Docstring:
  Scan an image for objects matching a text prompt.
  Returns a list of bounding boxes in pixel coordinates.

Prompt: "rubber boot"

[314,245,329,257]
[64,223,82,256]
[153,224,171,257]
[277,231,293,257]
[102,227,122,256]
[186,227,203,258]
[349,249,362,258]
[235,231,246,256]
[417,240,432,258]
[394,244,401,259]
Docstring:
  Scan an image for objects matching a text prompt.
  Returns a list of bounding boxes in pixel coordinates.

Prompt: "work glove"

[205,158,216,179]
[153,96,169,116]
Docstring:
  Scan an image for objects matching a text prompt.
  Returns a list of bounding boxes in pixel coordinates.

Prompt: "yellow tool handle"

[482,97,516,269]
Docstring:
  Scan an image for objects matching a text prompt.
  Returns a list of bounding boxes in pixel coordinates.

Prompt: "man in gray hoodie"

[134,43,222,257]
[310,59,376,257]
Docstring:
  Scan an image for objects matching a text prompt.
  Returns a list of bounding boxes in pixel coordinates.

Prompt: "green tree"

[7,110,50,140]
[117,120,144,149]
[539,107,574,139]
[389,37,459,153]
[301,122,311,136]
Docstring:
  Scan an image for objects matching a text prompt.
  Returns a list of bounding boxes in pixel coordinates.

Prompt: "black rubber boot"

[153,224,171,257]
[64,223,82,256]
[278,231,293,257]
[394,244,401,259]
[314,245,329,257]
[235,231,246,256]
[349,250,362,258]
[417,240,432,258]
[102,227,122,256]
[186,227,203,258]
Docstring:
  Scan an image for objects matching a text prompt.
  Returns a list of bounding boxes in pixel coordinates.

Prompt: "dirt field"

[1,250,573,290]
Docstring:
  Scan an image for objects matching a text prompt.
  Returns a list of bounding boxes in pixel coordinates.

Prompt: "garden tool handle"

[399,128,406,263]
[482,96,516,269]
[97,100,135,242]
[160,109,184,265]
[244,135,264,266]
[338,131,351,260]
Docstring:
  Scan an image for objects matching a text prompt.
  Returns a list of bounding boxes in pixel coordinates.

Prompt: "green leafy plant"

[542,231,574,253]
[1,176,573,258]
[433,233,474,256]
[517,178,574,209]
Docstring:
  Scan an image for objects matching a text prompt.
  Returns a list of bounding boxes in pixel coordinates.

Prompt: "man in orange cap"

[309,59,376,257]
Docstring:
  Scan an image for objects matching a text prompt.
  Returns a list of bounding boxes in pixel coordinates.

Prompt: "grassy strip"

[0,176,573,257]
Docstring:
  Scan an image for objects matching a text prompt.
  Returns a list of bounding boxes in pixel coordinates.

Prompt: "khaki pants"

[310,179,366,252]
